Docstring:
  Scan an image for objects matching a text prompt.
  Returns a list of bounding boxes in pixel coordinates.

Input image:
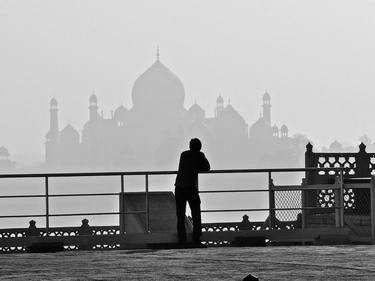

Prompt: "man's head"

[189,138,202,152]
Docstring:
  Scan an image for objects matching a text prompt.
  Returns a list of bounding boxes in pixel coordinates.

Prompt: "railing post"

[334,175,342,228]
[119,175,125,234]
[301,178,307,229]
[45,176,50,235]
[339,169,344,227]
[371,176,375,244]
[268,172,275,229]
[145,174,150,233]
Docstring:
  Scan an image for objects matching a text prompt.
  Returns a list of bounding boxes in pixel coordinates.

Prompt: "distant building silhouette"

[45,53,307,169]
[0,146,15,169]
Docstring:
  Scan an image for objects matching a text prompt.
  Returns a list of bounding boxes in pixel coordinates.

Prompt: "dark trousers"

[175,186,202,243]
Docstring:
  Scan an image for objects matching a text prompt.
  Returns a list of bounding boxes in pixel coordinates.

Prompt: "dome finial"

[156,45,160,61]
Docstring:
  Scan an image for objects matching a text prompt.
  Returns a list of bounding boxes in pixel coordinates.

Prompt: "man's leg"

[175,187,187,243]
[188,192,202,244]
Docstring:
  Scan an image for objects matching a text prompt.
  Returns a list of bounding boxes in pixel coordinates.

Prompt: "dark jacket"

[174,150,210,189]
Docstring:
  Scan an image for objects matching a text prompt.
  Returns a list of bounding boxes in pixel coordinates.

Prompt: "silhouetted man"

[175,138,210,245]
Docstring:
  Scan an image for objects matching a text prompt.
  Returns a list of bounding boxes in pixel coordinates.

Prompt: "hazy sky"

[1,0,375,163]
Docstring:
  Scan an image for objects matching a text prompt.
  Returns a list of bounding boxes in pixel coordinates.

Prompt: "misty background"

[1,1,375,229]
[1,0,375,166]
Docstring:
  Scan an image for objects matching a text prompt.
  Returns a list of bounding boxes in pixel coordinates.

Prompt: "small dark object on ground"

[26,242,64,253]
[231,236,266,247]
[243,273,259,281]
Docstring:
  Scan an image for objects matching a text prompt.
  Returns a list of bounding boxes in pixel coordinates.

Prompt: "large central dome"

[131,59,185,109]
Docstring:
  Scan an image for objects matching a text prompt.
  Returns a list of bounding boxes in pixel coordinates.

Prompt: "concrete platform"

[0,245,374,280]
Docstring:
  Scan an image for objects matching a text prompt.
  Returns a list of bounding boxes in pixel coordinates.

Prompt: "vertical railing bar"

[268,171,275,229]
[371,176,375,244]
[339,169,344,227]
[45,176,50,235]
[120,174,125,234]
[145,174,150,233]
[334,176,340,228]
[121,174,124,193]
[301,178,306,230]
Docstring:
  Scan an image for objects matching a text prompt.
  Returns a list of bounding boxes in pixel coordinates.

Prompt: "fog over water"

[1,0,375,165]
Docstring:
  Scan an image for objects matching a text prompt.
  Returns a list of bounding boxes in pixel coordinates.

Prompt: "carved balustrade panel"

[305,143,372,216]
[0,225,121,253]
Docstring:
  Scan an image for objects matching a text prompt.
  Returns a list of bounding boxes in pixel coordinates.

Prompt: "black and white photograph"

[0,1,374,280]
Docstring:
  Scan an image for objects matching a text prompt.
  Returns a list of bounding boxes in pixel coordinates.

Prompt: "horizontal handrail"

[0,167,351,179]
[201,206,340,213]
[0,211,146,219]
[199,189,268,193]
[0,193,120,199]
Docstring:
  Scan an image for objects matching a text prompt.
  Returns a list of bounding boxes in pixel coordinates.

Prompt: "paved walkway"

[0,245,374,280]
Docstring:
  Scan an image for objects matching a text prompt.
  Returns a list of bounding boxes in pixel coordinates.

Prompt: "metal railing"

[0,167,373,242]
[199,168,347,230]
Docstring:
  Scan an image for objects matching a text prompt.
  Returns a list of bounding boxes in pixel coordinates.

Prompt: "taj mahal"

[45,53,307,170]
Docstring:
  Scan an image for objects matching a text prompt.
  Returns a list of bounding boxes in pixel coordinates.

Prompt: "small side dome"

[188,103,205,114]
[50,98,58,106]
[89,94,97,103]
[280,124,288,132]
[114,105,128,122]
[221,104,247,126]
[187,103,205,120]
[0,146,10,157]
[60,124,80,143]
[329,140,343,152]
[216,95,224,105]
[249,117,272,139]
[250,117,268,131]
[263,91,271,101]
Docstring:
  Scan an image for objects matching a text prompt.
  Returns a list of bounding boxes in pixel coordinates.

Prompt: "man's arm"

[198,152,210,172]
[177,152,184,172]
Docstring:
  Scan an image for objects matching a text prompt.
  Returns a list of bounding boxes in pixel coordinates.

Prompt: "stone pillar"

[304,143,317,227]
[79,218,91,235]
[78,218,92,250]
[119,192,126,233]
[355,143,371,215]
[26,220,40,237]
[371,177,375,244]
[334,176,343,228]
[239,215,251,231]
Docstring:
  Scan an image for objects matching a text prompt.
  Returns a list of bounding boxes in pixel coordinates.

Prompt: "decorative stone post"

[304,143,317,227]
[239,215,251,231]
[78,218,91,235]
[26,220,40,237]
[78,218,92,250]
[355,143,370,177]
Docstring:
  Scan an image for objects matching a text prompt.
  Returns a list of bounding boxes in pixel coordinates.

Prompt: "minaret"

[262,91,271,126]
[89,94,98,121]
[49,98,59,141]
[45,98,59,165]
[215,95,224,117]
